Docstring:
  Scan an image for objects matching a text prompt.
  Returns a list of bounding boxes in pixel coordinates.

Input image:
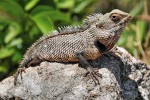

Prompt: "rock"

[0,47,149,100]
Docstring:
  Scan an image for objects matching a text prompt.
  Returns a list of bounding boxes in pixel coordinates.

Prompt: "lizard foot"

[13,67,26,85]
[84,67,102,85]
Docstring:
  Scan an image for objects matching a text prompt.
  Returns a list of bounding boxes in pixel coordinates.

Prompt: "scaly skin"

[14,9,132,85]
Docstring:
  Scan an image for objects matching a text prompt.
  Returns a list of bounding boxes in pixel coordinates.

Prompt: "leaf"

[0,65,8,73]
[25,0,40,11]
[54,0,74,9]
[136,20,147,42]
[0,61,9,73]
[0,0,24,21]
[31,6,70,22]
[74,0,93,13]
[12,51,22,63]
[32,14,54,34]
[0,47,14,59]
[129,1,143,17]
[29,26,40,38]
[4,22,21,43]
[31,6,71,34]
[9,38,23,47]
[31,6,54,16]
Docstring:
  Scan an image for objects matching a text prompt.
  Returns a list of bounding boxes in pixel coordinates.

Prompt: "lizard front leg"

[76,51,101,85]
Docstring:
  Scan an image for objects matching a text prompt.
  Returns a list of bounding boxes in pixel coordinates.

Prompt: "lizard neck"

[92,28,121,51]
[106,33,121,51]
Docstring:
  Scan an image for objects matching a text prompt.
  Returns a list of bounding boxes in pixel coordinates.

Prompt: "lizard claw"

[84,67,102,85]
[13,67,26,85]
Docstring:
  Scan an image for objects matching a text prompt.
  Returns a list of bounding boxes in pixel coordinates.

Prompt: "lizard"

[14,9,132,85]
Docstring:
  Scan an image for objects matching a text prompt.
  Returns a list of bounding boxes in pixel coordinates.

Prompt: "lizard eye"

[110,13,121,22]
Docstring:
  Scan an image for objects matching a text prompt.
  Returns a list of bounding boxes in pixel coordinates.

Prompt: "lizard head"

[91,9,131,50]
[96,9,132,35]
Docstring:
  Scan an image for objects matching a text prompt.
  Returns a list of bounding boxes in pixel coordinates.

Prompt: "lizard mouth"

[111,15,132,33]
[118,15,132,27]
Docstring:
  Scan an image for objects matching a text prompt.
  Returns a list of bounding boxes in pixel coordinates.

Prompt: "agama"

[14,9,132,85]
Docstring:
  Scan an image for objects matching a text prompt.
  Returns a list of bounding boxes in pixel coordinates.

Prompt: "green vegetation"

[0,0,149,80]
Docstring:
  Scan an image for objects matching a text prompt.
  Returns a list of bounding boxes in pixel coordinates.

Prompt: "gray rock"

[0,47,149,100]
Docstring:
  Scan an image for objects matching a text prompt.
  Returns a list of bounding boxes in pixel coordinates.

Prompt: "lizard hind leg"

[14,55,42,85]
[76,51,102,85]
[13,57,32,85]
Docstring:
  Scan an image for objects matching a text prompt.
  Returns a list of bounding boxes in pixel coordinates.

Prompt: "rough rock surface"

[0,47,149,100]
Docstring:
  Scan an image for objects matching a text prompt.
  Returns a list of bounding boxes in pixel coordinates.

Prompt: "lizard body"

[14,9,132,85]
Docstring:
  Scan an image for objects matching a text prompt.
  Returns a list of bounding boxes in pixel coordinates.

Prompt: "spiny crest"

[28,25,84,50]
[22,30,59,59]
[58,25,81,34]
[22,25,84,59]
[83,13,103,25]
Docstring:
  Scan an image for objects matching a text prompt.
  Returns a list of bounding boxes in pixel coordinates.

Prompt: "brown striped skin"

[18,9,131,71]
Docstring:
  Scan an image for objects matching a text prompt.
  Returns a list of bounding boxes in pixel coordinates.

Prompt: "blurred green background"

[0,0,150,81]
